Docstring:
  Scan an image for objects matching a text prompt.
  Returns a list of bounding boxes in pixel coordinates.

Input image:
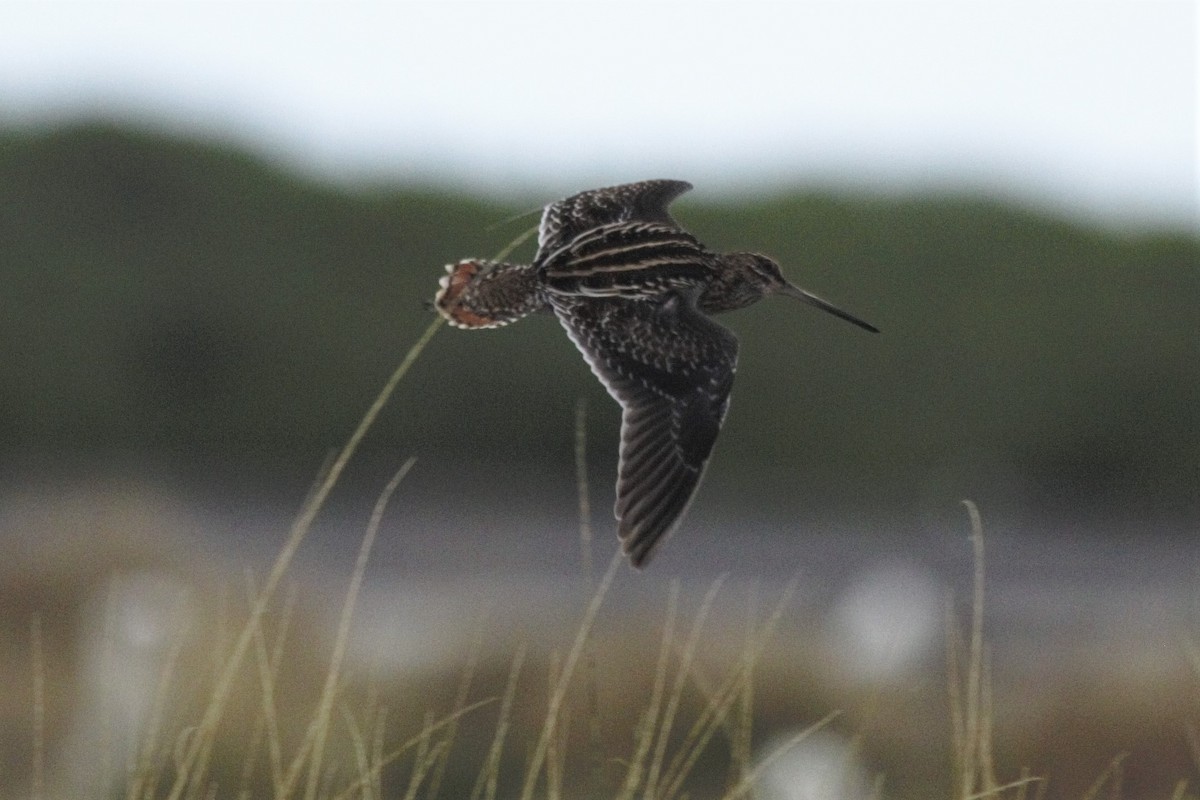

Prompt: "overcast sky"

[1,1,1196,227]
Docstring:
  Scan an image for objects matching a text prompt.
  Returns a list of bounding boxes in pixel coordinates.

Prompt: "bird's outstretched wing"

[536,180,693,263]
[540,221,711,300]
[553,292,737,567]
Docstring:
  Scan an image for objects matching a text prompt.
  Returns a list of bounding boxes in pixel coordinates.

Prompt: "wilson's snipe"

[434,180,877,568]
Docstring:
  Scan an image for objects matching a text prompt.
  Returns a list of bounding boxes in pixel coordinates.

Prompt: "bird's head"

[719,252,879,333]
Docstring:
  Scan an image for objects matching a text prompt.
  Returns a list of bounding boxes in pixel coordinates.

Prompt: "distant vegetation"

[2,123,1197,523]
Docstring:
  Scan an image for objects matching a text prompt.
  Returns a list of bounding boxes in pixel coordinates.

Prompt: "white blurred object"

[55,570,196,799]
[754,729,871,800]
[830,561,942,683]
[349,580,485,674]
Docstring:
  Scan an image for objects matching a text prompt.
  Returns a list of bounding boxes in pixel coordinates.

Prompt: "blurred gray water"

[186,486,1200,681]
[3,477,1197,799]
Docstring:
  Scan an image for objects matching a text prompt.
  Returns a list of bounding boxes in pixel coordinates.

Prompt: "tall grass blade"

[491,223,539,262]
[727,585,760,796]
[642,575,727,799]
[659,579,798,800]
[330,700,496,800]
[128,591,191,800]
[244,574,299,795]
[575,396,594,585]
[30,615,45,800]
[717,710,840,800]
[339,704,374,800]
[517,550,623,800]
[1079,753,1127,800]
[470,644,528,800]
[615,581,680,800]
[425,625,485,800]
[164,315,443,800]
[401,712,436,800]
[303,458,418,800]
[574,395,607,794]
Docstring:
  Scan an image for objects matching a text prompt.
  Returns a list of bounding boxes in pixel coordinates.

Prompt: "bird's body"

[434,180,877,567]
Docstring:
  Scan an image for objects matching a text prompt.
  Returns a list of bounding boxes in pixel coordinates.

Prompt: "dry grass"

[10,283,824,797]
[11,246,1200,797]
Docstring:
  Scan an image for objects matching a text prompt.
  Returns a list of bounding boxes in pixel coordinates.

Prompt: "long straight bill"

[780,283,879,333]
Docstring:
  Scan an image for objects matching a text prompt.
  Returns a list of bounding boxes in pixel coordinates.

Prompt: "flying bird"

[434,180,877,568]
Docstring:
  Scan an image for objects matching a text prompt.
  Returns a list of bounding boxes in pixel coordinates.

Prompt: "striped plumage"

[434,180,877,568]
[540,222,710,298]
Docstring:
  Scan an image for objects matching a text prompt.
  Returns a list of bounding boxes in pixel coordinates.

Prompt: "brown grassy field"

[2,318,1197,800]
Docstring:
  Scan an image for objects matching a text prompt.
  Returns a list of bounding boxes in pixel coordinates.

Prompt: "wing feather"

[538,222,710,300]
[536,179,693,261]
[553,293,737,567]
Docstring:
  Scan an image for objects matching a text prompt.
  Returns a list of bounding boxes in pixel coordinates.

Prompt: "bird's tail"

[434,260,548,329]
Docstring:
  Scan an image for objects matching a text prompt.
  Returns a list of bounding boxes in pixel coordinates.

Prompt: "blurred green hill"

[2,123,1197,522]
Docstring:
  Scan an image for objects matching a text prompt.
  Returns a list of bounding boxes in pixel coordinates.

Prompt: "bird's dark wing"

[553,293,737,567]
[539,221,711,300]
[536,180,693,263]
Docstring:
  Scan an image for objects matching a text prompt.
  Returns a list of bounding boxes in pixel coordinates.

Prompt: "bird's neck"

[697,260,762,314]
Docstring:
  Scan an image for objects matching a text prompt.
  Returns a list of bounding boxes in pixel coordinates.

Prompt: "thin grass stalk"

[269,585,302,769]
[240,575,279,794]
[545,651,566,800]
[946,598,967,787]
[517,550,624,800]
[470,644,528,800]
[303,459,418,800]
[726,585,760,796]
[164,315,443,800]
[244,574,298,796]
[125,604,153,793]
[574,395,607,795]
[658,655,749,800]
[30,615,45,800]
[717,710,840,800]
[659,580,798,800]
[642,575,728,799]
[575,396,594,585]
[339,705,374,800]
[661,580,798,793]
[1188,722,1200,775]
[1034,772,1049,800]
[167,220,537,798]
[668,587,787,752]
[182,724,217,800]
[330,699,495,800]
[484,205,546,233]
[99,584,120,792]
[960,499,986,799]
[404,739,450,800]
[425,621,485,800]
[667,646,725,743]
[236,687,266,798]
[400,712,436,800]
[616,582,681,800]
[1079,753,1128,800]
[1014,767,1032,800]
[182,587,235,800]
[979,649,999,791]
[371,707,389,800]
[128,596,191,800]
[961,776,1043,800]
[493,223,539,262]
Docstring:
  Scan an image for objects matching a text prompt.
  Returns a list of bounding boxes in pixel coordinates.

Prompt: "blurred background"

[1,2,1197,798]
